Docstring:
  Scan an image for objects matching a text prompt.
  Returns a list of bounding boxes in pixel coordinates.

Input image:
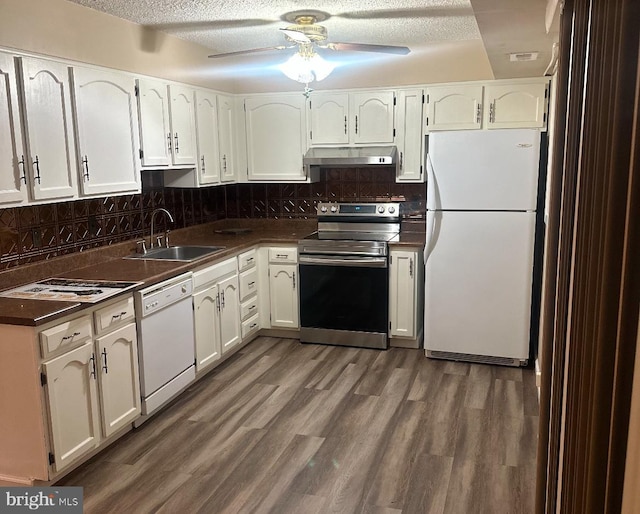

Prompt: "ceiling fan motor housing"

[284,15,328,43]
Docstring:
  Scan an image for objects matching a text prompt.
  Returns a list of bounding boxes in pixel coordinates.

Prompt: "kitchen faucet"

[150,208,174,248]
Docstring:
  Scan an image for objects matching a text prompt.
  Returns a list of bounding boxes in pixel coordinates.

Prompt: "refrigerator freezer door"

[424,211,535,362]
[427,129,540,211]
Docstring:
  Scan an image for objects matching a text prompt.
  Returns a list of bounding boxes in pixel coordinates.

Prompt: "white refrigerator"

[424,129,541,366]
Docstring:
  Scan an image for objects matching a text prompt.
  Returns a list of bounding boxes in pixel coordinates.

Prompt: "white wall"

[0,0,495,93]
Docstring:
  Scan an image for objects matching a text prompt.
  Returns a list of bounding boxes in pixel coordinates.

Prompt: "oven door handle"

[299,255,388,268]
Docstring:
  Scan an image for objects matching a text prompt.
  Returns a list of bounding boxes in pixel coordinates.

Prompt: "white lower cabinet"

[268,247,299,329]
[42,340,101,473]
[94,323,141,438]
[388,248,424,347]
[0,297,142,483]
[193,258,242,372]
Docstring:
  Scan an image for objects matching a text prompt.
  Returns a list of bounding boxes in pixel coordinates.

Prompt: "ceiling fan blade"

[279,28,311,43]
[334,7,473,20]
[325,43,410,55]
[208,46,291,59]
[147,18,277,33]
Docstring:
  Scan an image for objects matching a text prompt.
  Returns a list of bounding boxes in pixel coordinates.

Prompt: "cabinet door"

[426,85,483,131]
[309,92,349,145]
[95,323,141,438]
[485,82,548,129]
[19,57,77,201]
[0,52,27,205]
[217,94,236,182]
[137,78,171,166]
[269,264,299,329]
[245,95,307,181]
[396,89,425,183]
[72,66,140,196]
[219,275,242,354]
[42,341,100,473]
[169,85,197,165]
[389,250,417,338]
[193,287,222,371]
[350,91,395,144]
[195,90,221,185]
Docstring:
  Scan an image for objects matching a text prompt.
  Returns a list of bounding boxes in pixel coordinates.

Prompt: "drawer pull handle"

[249,305,256,310]
[61,331,80,341]
[250,323,257,329]
[276,254,288,259]
[111,311,128,320]
[247,257,254,262]
[248,281,255,286]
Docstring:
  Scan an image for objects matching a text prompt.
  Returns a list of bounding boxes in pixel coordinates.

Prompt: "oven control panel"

[316,202,400,218]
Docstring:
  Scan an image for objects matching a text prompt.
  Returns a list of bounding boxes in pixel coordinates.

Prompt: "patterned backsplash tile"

[0,167,425,271]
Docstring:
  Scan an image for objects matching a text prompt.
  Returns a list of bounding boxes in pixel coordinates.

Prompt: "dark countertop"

[0,219,425,327]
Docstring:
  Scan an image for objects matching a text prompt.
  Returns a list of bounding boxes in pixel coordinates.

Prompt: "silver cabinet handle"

[201,155,205,173]
[167,133,172,152]
[89,354,97,379]
[18,155,26,184]
[476,104,482,124]
[355,115,358,134]
[33,155,41,184]
[216,292,220,312]
[174,133,179,153]
[344,115,347,134]
[489,102,496,123]
[221,290,225,308]
[82,155,90,181]
[101,348,108,374]
[293,271,296,289]
[409,258,414,277]
[222,154,227,173]
[400,151,403,170]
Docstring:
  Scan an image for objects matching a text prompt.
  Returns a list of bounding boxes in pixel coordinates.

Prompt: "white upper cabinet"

[425,84,484,131]
[136,78,171,166]
[308,90,395,146]
[194,90,221,185]
[245,94,307,181]
[217,94,236,183]
[484,82,548,129]
[137,79,197,167]
[350,91,395,144]
[18,56,77,201]
[71,66,140,196]
[169,84,198,165]
[0,52,27,205]
[395,89,425,183]
[309,92,350,145]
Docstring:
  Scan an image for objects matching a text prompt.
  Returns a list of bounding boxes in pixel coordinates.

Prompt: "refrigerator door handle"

[426,153,438,211]
[424,209,436,262]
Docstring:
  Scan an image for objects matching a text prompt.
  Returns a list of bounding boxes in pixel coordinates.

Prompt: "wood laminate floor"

[58,337,539,514]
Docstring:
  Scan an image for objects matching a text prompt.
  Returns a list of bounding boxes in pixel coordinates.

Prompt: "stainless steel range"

[298,202,400,350]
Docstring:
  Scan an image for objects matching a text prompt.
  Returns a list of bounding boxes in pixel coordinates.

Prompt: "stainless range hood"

[303,146,398,168]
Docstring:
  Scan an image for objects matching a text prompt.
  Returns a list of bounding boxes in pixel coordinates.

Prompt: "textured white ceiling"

[66,0,481,55]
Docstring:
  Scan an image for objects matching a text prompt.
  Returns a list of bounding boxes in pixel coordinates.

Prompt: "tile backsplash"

[0,167,425,271]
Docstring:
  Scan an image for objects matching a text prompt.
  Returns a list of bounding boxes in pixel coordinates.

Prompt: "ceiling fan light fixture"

[279,49,335,83]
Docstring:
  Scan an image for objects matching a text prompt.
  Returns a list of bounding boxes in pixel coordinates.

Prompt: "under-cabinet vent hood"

[303,146,398,168]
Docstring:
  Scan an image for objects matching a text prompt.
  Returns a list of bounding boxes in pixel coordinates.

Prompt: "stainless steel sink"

[125,245,226,262]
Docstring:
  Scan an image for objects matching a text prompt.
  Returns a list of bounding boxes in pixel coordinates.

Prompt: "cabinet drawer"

[40,316,93,358]
[241,314,260,339]
[240,296,259,322]
[239,267,258,301]
[269,247,297,264]
[94,296,135,335]
[238,248,257,272]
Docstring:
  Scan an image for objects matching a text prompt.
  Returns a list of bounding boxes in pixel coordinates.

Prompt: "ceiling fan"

[207,11,411,61]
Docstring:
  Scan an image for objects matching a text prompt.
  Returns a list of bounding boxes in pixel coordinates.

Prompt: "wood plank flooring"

[57,337,539,513]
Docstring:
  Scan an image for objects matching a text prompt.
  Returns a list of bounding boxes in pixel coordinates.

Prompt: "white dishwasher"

[135,272,195,418]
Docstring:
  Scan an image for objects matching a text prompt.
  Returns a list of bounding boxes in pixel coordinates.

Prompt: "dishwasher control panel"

[137,273,193,317]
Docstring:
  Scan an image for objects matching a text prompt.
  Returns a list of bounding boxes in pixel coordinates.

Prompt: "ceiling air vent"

[509,52,539,62]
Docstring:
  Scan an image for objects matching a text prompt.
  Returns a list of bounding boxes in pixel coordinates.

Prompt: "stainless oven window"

[299,259,389,334]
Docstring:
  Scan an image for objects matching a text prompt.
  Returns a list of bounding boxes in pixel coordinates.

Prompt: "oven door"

[299,254,389,349]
